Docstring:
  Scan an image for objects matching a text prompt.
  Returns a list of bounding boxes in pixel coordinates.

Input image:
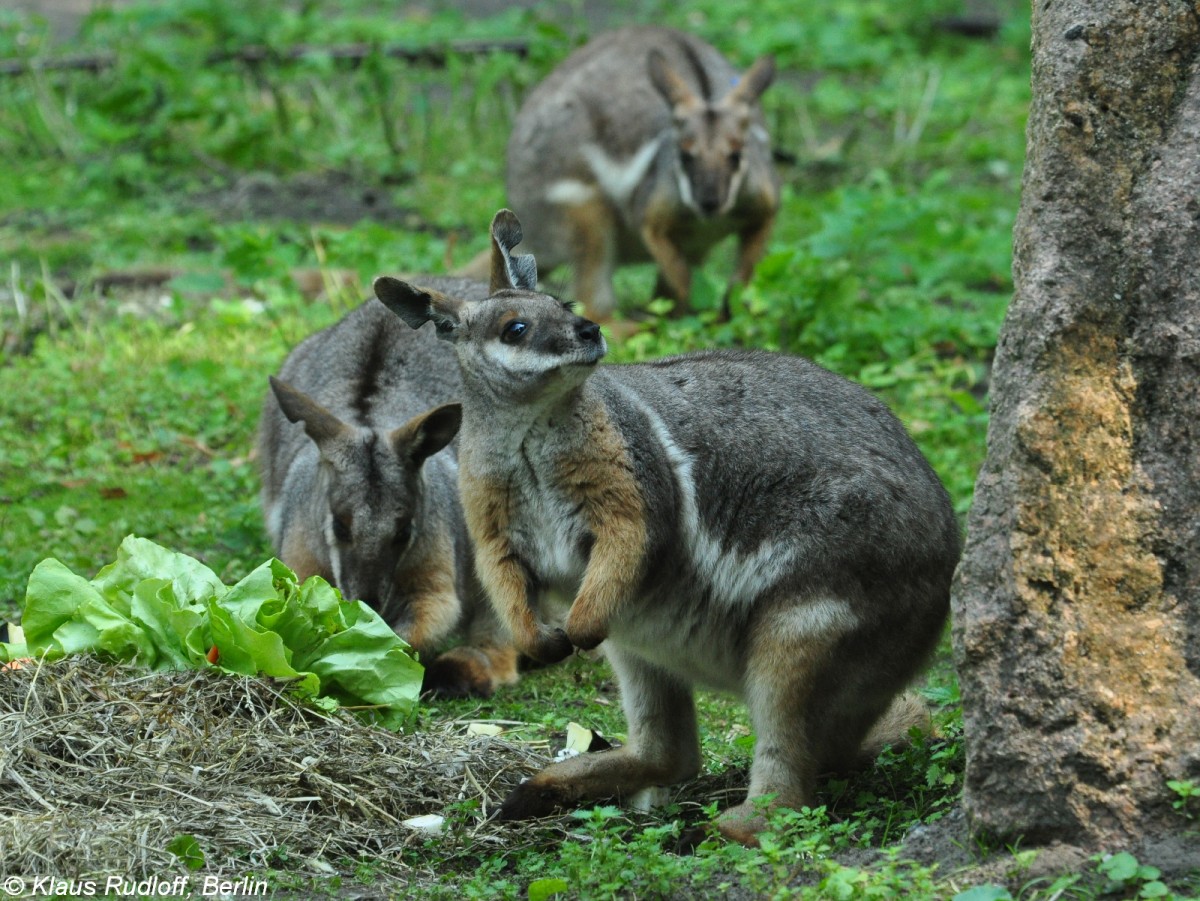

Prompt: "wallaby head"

[647,49,775,218]
[375,210,606,405]
[268,375,461,623]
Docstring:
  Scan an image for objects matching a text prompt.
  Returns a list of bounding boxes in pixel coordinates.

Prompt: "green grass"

[5,0,1198,898]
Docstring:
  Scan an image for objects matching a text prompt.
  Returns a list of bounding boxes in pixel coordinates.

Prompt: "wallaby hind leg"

[718,600,899,846]
[642,212,692,313]
[733,213,775,289]
[498,649,700,819]
[564,196,619,321]
[722,213,777,319]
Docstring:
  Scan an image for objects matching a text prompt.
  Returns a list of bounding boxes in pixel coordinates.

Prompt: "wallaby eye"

[729,150,743,169]
[501,320,528,344]
[331,514,353,544]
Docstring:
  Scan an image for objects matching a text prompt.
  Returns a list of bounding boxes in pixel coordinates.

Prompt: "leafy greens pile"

[0,536,423,729]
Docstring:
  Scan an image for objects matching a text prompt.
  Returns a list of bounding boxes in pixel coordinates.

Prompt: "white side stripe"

[616,385,797,606]
[582,134,665,205]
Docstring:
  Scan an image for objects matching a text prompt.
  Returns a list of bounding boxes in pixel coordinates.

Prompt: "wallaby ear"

[727,55,775,105]
[374,276,464,341]
[392,403,462,465]
[490,209,539,293]
[647,49,700,111]
[269,376,349,448]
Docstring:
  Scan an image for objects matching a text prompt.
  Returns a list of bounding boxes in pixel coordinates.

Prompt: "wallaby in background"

[376,211,961,845]
[257,277,518,698]
[504,25,780,322]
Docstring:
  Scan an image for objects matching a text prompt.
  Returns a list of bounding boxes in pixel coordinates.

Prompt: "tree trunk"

[952,0,1200,850]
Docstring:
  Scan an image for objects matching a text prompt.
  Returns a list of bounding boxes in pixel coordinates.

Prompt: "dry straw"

[0,655,557,885]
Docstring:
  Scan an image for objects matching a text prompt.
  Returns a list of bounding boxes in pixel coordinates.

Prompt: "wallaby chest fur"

[376,210,960,842]
[505,26,780,320]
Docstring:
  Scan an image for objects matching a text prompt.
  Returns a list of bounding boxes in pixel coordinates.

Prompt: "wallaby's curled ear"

[647,49,699,111]
[393,403,462,465]
[374,276,464,341]
[490,209,538,293]
[269,376,349,448]
[727,55,775,105]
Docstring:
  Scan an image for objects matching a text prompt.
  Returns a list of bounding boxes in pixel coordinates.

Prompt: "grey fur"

[379,220,960,830]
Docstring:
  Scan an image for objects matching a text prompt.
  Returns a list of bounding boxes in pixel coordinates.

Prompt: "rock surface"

[952,0,1200,849]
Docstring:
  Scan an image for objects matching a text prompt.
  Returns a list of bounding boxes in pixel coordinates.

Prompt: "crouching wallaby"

[374,211,961,845]
[257,277,519,698]
[504,26,780,321]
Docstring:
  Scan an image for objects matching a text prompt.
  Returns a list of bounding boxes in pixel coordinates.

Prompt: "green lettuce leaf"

[0,535,423,728]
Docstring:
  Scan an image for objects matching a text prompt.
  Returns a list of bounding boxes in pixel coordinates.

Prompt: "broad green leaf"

[21,559,103,646]
[130,580,194,670]
[92,535,225,610]
[166,834,206,871]
[1,538,422,729]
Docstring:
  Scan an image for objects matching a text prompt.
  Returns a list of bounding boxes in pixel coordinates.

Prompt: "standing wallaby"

[375,211,961,845]
[505,26,780,321]
[257,277,519,698]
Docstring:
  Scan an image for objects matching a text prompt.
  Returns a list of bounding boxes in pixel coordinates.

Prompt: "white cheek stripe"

[265,504,283,546]
[674,162,700,214]
[581,134,665,205]
[720,163,747,215]
[324,514,344,589]
[616,385,798,606]
[483,341,567,377]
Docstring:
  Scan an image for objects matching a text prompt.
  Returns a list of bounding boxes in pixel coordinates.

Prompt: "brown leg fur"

[733,212,776,288]
[498,649,699,820]
[422,642,520,698]
[460,470,572,664]
[641,212,692,310]
[554,418,647,651]
[565,197,618,322]
[398,531,462,656]
[719,599,916,847]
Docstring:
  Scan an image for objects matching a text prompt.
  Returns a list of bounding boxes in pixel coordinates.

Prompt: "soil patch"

[194,169,428,229]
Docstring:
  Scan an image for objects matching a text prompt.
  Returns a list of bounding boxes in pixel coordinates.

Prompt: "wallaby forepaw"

[527,626,574,665]
[495,780,568,821]
[566,626,606,652]
[564,610,608,651]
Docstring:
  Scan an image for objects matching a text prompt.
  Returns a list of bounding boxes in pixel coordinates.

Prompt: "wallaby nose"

[698,195,721,216]
[575,318,602,345]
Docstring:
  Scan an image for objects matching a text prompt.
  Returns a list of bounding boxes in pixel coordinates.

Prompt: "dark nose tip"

[575,318,602,344]
[699,196,721,216]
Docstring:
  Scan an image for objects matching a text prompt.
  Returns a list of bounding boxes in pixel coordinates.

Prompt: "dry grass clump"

[0,656,552,884]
